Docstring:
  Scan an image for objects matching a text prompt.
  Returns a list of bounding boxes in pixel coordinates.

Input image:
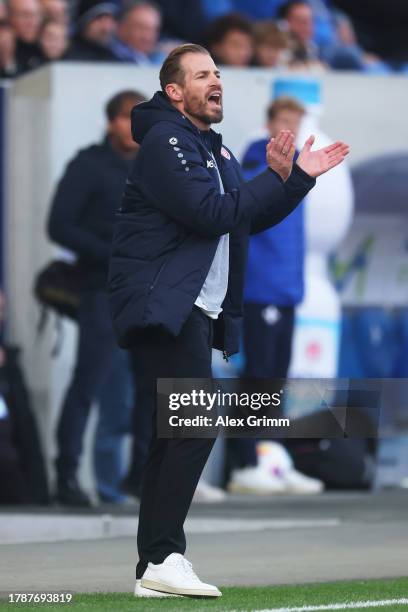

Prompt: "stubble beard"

[184,95,223,126]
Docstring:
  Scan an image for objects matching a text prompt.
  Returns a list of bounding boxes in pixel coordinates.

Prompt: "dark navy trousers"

[131,307,215,579]
[229,303,295,468]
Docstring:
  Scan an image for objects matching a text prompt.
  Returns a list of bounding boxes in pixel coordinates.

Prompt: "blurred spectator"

[200,0,336,50]
[227,97,322,495]
[308,0,336,50]
[205,13,254,67]
[112,0,164,64]
[65,0,120,62]
[206,0,337,63]
[252,20,292,68]
[8,0,43,73]
[0,290,50,505]
[0,19,21,77]
[48,90,145,506]
[332,0,408,69]
[323,11,390,73]
[242,96,306,377]
[39,18,68,61]
[0,394,27,504]
[278,1,326,70]
[40,0,68,24]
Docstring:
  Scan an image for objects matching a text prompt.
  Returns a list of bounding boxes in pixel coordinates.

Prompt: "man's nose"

[210,75,221,89]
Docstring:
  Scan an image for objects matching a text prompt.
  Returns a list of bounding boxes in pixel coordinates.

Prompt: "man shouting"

[109,43,349,598]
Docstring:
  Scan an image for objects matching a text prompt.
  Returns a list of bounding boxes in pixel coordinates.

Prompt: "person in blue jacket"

[108,43,349,598]
[226,96,310,495]
[243,96,305,379]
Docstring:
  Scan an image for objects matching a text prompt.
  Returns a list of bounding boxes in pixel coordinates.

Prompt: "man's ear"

[165,83,183,103]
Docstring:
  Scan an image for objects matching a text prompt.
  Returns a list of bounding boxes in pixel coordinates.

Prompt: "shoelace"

[174,557,200,583]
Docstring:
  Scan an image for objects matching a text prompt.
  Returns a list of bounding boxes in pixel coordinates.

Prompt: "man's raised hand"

[266,129,296,182]
[296,135,350,178]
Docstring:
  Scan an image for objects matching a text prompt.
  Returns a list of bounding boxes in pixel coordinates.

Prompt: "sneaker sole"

[227,482,285,495]
[134,585,181,598]
[141,579,221,597]
[284,486,323,494]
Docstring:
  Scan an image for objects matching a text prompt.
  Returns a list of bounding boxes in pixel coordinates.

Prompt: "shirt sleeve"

[47,153,111,262]
[249,164,316,235]
[129,124,295,239]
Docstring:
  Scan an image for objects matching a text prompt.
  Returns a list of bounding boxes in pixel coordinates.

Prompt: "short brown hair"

[267,96,305,121]
[159,43,210,93]
[205,13,253,49]
[254,21,289,50]
[105,89,147,121]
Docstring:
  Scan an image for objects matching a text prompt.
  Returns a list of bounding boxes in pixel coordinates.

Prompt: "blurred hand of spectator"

[205,13,254,67]
[40,0,68,25]
[253,20,292,68]
[114,0,163,64]
[39,18,67,60]
[0,20,20,76]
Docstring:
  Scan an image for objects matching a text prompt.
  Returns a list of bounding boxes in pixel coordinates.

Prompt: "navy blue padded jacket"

[108,91,316,355]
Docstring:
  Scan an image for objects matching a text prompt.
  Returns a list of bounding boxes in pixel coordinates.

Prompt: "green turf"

[1,578,407,611]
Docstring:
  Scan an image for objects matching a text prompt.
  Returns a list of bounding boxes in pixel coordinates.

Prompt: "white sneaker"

[257,441,292,474]
[227,465,286,494]
[257,441,324,494]
[134,579,180,597]
[141,553,221,597]
[193,480,227,503]
[282,468,324,494]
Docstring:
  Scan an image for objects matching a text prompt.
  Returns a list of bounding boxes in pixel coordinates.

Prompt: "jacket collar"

[131,91,222,154]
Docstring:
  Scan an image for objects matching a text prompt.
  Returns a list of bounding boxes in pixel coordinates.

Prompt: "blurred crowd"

[1,0,408,79]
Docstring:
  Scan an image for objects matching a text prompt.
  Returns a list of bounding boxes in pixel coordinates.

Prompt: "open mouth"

[207,91,222,108]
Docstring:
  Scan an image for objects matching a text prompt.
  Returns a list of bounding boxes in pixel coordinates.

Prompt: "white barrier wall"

[5,63,408,481]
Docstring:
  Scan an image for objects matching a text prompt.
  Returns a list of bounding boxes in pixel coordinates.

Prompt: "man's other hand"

[266,130,296,182]
[296,135,350,178]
